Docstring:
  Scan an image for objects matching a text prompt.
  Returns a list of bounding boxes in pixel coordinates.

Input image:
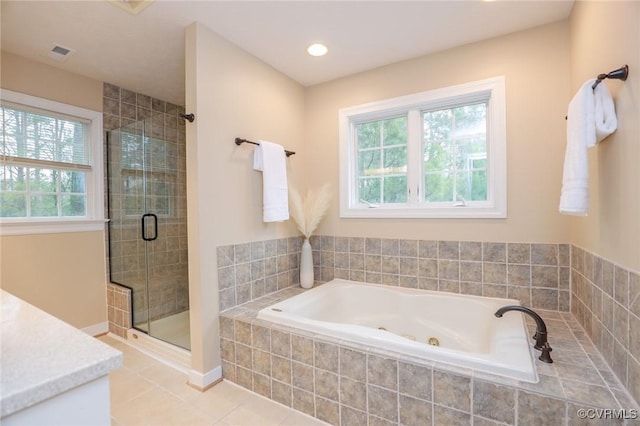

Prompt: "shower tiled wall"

[571,246,640,404]
[103,83,188,325]
[217,237,302,311]
[107,283,131,338]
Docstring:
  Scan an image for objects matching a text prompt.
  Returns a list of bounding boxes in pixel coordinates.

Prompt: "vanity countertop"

[0,290,122,418]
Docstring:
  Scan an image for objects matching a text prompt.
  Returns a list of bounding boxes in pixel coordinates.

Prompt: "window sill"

[340,205,507,219]
[0,219,108,236]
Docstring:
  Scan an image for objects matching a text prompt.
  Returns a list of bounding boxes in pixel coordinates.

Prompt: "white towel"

[253,140,289,222]
[559,79,617,216]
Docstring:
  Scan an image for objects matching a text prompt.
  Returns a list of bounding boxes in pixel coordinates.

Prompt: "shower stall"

[106,111,190,350]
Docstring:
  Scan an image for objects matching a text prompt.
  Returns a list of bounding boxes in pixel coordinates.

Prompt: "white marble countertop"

[0,290,122,418]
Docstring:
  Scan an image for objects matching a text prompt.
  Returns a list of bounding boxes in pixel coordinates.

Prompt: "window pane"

[1,104,88,165]
[356,116,408,204]
[358,178,381,203]
[358,150,381,175]
[455,138,487,170]
[1,164,89,218]
[382,117,407,146]
[471,170,487,201]
[60,170,86,193]
[357,121,381,149]
[30,194,58,217]
[423,109,452,141]
[29,168,58,192]
[424,173,453,202]
[383,147,407,170]
[0,193,26,217]
[453,104,486,137]
[423,142,451,172]
[455,171,471,201]
[1,165,27,191]
[383,176,407,203]
[423,102,487,204]
[61,194,86,216]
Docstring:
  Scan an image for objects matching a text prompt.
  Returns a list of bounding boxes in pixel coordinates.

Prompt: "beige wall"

[185,22,305,377]
[0,52,107,329]
[1,51,103,111]
[304,21,572,244]
[0,232,107,328]
[569,1,640,272]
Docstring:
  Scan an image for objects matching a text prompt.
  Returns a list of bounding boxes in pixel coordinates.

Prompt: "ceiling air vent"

[46,43,76,62]
[109,0,154,15]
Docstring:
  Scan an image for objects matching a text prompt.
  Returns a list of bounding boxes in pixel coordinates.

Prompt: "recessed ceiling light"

[307,43,328,57]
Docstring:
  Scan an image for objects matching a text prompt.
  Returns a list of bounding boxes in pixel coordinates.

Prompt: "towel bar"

[180,113,195,122]
[591,65,629,90]
[235,137,295,157]
[565,65,629,119]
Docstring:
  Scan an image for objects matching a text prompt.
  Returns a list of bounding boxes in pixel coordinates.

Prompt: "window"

[0,89,104,235]
[339,76,506,218]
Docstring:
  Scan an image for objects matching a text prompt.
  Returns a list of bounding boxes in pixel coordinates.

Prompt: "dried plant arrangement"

[288,183,331,239]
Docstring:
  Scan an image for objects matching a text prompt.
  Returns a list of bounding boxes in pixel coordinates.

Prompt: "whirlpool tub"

[257,279,538,383]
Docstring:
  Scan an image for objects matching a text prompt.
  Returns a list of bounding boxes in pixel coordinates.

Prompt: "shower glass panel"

[107,116,190,350]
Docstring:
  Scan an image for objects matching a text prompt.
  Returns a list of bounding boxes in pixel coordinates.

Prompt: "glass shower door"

[107,116,190,349]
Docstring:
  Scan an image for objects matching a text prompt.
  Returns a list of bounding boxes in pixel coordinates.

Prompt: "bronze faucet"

[495,305,553,363]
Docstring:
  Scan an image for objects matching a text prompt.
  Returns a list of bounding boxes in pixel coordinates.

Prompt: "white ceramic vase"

[300,238,314,289]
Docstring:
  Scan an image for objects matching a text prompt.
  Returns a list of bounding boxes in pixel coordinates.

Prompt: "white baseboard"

[82,321,108,336]
[189,366,222,390]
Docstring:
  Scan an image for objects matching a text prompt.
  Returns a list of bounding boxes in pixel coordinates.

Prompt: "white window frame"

[0,89,105,235]
[339,76,507,219]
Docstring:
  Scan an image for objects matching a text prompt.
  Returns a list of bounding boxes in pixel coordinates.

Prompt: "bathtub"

[257,279,538,383]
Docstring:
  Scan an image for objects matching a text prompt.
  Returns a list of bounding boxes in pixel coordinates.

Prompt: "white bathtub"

[257,279,538,383]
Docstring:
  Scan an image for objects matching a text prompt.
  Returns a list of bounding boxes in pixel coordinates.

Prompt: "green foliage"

[356,116,408,204]
[1,105,89,218]
[423,103,488,203]
[354,102,489,206]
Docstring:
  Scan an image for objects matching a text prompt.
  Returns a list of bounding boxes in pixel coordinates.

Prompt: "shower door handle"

[141,213,158,241]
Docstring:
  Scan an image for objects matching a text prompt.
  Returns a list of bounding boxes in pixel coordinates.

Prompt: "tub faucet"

[494,306,553,363]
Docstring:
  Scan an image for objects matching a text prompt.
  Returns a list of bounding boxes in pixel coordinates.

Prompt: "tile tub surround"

[217,237,303,311]
[217,237,571,314]
[571,245,640,406]
[309,236,571,312]
[220,289,638,426]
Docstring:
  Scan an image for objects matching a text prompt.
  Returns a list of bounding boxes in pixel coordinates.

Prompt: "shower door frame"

[106,116,189,349]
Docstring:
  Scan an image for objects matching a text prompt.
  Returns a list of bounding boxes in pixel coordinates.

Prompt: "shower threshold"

[136,310,191,350]
[127,311,191,372]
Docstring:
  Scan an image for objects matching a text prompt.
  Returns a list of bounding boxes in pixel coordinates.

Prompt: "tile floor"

[99,335,327,426]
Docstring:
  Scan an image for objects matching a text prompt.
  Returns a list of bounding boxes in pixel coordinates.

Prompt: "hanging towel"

[253,140,289,222]
[559,79,617,216]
